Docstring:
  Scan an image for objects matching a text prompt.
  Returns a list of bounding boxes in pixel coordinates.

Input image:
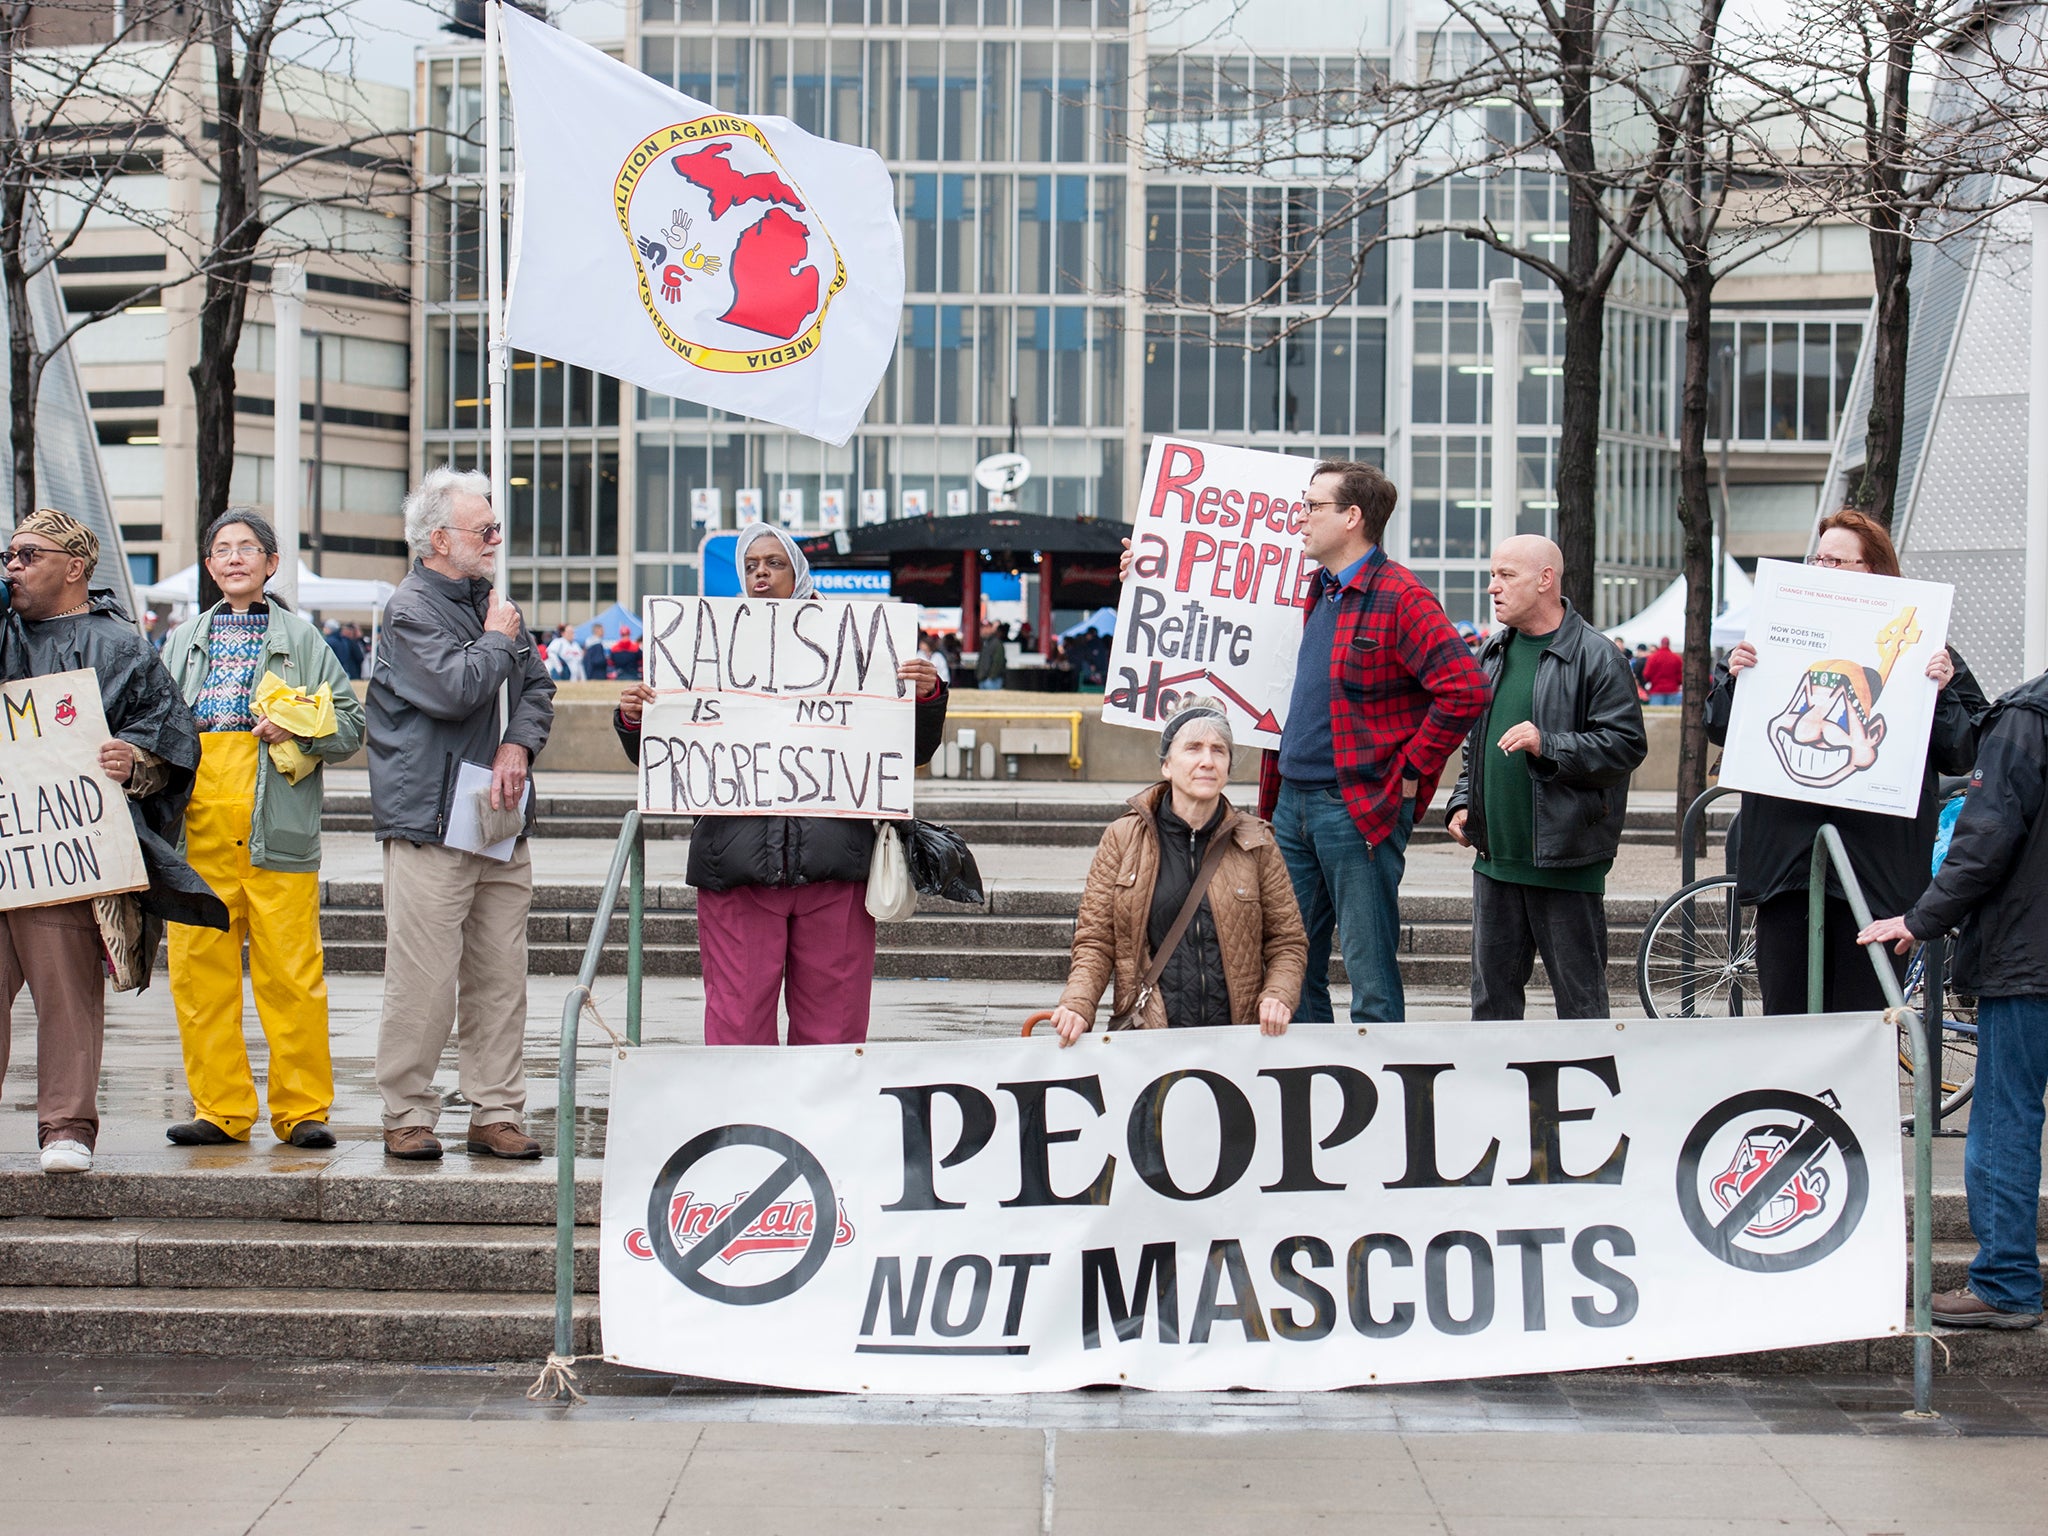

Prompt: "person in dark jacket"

[582,625,612,680]
[610,633,643,680]
[1445,536,1647,1020]
[0,508,230,1174]
[615,523,947,1044]
[1705,510,1988,1013]
[1861,669,2048,1329]
[1050,699,1306,1041]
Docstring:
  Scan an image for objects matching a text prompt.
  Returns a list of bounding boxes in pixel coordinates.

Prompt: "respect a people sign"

[637,595,920,819]
[1100,438,1320,748]
[600,1016,1905,1392]
[1719,559,1955,818]
[0,669,147,910]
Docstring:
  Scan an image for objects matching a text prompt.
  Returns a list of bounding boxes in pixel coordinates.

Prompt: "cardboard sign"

[638,596,920,819]
[1720,559,1955,818]
[1101,437,1319,747]
[0,669,147,910]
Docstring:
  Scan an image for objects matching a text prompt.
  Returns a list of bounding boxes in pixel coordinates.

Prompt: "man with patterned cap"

[0,508,226,1173]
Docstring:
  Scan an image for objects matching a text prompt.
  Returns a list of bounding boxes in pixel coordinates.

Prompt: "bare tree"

[2,0,199,518]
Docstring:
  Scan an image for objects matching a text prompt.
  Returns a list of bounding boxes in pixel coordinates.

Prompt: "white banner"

[0,670,147,911]
[1101,438,1319,748]
[601,1017,1906,1392]
[637,595,919,819]
[1721,559,1954,818]
[499,4,904,446]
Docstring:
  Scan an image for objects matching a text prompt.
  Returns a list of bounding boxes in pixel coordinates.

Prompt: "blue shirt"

[1277,551,1372,786]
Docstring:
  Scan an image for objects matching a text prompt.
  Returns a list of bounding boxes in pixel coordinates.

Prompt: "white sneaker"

[39,1139,92,1174]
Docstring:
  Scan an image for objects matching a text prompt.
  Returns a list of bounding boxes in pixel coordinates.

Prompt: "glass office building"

[414,1,1740,629]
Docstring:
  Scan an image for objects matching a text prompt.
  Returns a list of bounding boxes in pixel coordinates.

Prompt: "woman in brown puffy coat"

[1050,697,1307,1044]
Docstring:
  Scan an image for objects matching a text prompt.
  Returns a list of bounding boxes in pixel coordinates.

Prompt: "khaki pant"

[374,838,532,1132]
[0,901,106,1148]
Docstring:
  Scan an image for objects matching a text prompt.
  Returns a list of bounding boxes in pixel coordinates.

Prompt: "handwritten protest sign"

[0,669,146,910]
[1720,559,1955,818]
[638,596,920,819]
[1101,437,1318,747]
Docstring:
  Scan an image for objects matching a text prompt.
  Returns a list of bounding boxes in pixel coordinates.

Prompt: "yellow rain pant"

[166,732,333,1139]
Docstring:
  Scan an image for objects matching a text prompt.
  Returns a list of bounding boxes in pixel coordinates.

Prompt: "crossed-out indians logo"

[1768,607,1921,789]
[623,1187,855,1266]
[1708,1123,1830,1239]
[614,116,847,375]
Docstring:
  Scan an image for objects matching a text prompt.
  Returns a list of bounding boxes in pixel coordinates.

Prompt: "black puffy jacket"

[1443,602,1649,869]
[616,683,949,890]
[1904,672,2048,997]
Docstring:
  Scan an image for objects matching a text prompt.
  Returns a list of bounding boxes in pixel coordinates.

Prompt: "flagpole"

[484,0,509,602]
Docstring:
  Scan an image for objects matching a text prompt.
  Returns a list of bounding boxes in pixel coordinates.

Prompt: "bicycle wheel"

[1637,875,1759,1019]
[1900,939,1977,1123]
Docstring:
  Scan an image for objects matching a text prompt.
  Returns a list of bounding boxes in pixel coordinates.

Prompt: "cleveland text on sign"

[0,669,148,909]
[637,595,920,818]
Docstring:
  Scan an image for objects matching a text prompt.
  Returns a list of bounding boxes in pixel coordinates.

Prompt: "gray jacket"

[1444,601,1648,870]
[367,561,555,844]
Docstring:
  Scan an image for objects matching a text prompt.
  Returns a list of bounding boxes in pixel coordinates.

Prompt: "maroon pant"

[697,880,876,1045]
[0,901,107,1148]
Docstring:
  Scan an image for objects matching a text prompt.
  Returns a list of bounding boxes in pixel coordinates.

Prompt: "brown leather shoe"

[383,1126,443,1161]
[466,1121,542,1160]
[1931,1287,2042,1329]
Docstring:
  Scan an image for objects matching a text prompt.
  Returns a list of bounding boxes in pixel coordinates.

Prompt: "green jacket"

[163,601,367,872]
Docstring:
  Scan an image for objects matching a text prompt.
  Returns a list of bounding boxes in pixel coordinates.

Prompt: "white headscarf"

[733,522,816,598]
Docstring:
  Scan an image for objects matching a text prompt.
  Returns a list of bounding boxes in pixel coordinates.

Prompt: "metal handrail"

[553,810,648,1361]
[1808,823,1936,1418]
[943,708,1086,770]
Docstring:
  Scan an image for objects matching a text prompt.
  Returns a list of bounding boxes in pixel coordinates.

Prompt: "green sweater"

[1475,629,1609,894]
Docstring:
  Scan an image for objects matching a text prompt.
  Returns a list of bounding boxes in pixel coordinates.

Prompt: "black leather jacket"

[617,682,949,890]
[1444,602,1649,869]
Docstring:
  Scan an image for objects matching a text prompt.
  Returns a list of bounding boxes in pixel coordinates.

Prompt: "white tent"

[1604,556,1754,652]
[138,561,396,613]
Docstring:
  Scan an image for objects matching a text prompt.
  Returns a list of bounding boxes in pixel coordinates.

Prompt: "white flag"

[498,4,904,445]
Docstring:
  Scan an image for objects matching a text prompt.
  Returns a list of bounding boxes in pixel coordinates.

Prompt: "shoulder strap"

[1113,827,1235,1030]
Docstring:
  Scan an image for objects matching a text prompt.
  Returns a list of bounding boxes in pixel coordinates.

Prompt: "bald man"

[1443,536,1647,1020]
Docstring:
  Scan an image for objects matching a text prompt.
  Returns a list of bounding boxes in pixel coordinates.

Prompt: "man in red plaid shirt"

[1256,461,1491,1022]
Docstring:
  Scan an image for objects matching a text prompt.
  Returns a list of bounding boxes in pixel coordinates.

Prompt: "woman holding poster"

[1050,698,1306,1041]
[159,512,365,1148]
[1705,511,1987,1013]
[615,523,947,1044]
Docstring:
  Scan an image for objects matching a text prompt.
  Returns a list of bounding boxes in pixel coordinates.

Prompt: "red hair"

[1816,509,1901,578]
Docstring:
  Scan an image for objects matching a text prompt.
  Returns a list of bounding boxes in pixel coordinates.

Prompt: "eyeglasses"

[1303,499,1350,514]
[452,521,503,542]
[1806,555,1867,569]
[209,542,267,560]
[1,546,59,569]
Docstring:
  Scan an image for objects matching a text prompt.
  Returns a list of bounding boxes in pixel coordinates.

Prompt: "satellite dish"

[973,452,1032,494]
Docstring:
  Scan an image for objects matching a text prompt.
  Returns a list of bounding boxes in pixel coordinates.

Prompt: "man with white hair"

[368,467,555,1159]
[1444,535,1646,1019]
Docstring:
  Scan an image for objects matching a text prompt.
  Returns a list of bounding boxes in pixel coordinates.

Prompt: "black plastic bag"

[903,818,985,904]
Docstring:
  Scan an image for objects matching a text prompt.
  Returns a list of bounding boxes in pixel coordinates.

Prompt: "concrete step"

[0,1217,599,1294]
[0,1157,602,1227]
[0,1286,598,1362]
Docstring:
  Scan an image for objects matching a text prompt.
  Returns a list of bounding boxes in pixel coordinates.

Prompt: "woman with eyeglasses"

[158,511,365,1148]
[1704,509,1988,1013]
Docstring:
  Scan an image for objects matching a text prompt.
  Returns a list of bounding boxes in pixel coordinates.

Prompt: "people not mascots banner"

[1100,438,1318,748]
[637,595,920,819]
[0,670,147,910]
[499,4,904,445]
[601,1017,1905,1392]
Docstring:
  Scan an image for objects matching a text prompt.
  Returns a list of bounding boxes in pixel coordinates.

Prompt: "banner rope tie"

[582,994,627,1053]
[1902,1329,1953,1369]
[528,1353,601,1404]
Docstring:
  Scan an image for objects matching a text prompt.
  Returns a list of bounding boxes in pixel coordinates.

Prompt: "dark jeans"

[1470,874,1610,1020]
[1964,995,2048,1313]
[1272,781,1413,1023]
[1753,892,1903,1015]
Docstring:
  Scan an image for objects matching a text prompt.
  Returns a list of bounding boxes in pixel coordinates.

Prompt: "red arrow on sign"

[1205,673,1282,735]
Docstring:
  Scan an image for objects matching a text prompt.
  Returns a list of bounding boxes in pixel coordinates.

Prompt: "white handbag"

[865,823,918,922]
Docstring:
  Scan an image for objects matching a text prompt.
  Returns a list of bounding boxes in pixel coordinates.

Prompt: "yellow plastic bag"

[251,672,336,784]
